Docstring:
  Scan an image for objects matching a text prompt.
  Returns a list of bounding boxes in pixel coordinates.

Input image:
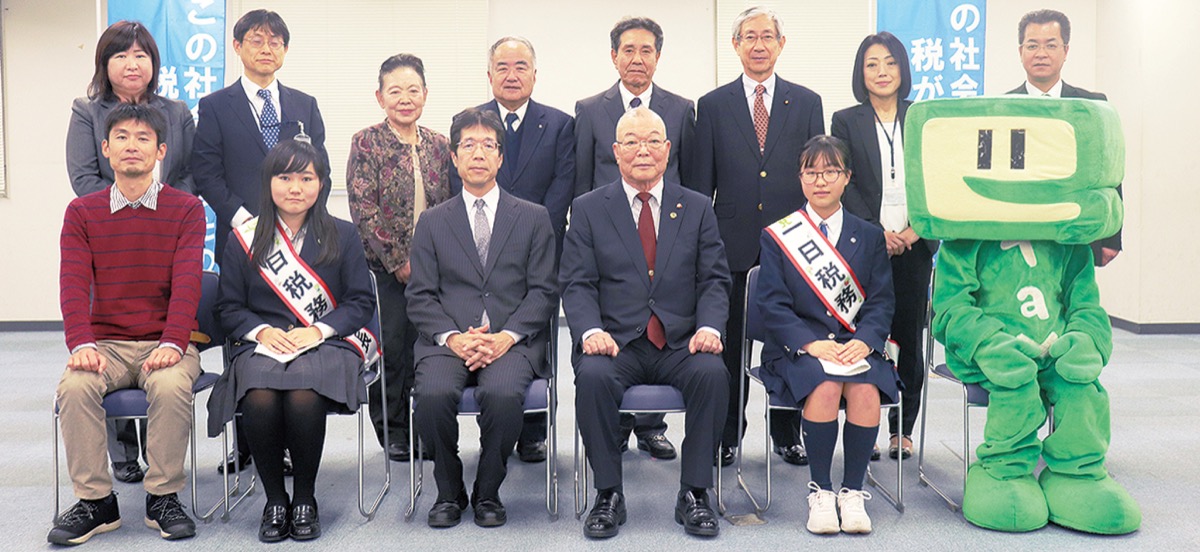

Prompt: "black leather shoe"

[112,462,145,483]
[387,442,412,462]
[427,496,467,528]
[583,490,626,539]
[636,434,677,460]
[517,440,547,463]
[675,489,720,537]
[217,451,252,475]
[872,445,883,461]
[773,444,809,466]
[258,504,290,543]
[290,503,320,541]
[473,497,507,527]
[715,446,735,467]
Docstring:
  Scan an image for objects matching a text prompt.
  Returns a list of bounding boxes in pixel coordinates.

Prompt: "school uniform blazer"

[560,180,731,353]
[192,79,330,257]
[217,218,374,359]
[66,95,196,196]
[405,189,558,378]
[757,210,895,364]
[1007,81,1122,257]
[573,82,695,196]
[692,75,824,272]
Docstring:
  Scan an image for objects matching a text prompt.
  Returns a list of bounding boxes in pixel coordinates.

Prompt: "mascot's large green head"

[905,97,1123,243]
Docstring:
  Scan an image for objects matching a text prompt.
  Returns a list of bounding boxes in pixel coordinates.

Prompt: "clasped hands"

[581,329,723,357]
[256,326,324,355]
[446,325,515,371]
[884,228,919,257]
[803,339,871,366]
[67,345,181,373]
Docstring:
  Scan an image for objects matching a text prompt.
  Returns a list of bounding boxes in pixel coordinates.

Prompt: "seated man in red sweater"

[50,104,205,546]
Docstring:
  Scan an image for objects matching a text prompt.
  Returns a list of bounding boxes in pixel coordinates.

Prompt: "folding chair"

[732,266,903,515]
[406,320,559,520]
[53,271,222,521]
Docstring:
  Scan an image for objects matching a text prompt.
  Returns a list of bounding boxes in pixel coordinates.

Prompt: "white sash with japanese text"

[234,217,379,365]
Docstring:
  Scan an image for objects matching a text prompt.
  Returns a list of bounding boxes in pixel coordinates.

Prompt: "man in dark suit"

[454,36,574,463]
[407,108,558,529]
[192,9,331,263]
[692,6,824,466]
[572,16,693,461]
[1007,8,1121,267]
[191,9,329,474]
[563,108,731,539]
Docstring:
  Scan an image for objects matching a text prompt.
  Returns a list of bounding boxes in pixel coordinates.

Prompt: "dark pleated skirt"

[761,352,902,409]
[207,343,368,437]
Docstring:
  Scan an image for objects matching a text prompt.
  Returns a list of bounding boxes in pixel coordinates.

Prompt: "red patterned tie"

[637,192,667,349]
[753,84,769,153]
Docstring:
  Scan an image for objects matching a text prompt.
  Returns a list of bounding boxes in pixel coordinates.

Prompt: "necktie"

[258,89,279,150]
[473,198,491,328]
[753,84,769,153]
[637,192,666,349]
[819,221,829,237]
[504,112,521,168]
[629,97,642,109]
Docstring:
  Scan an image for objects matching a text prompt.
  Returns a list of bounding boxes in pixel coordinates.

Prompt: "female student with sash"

[831,32,934,461]
[756,135,897,535]
[208,139,375,542]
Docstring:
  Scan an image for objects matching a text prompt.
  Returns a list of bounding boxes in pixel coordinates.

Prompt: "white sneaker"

[837,488,873,533]
[806,482,840,534]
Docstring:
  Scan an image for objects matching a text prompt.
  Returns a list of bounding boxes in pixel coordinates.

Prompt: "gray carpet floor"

[3,328,1198,550]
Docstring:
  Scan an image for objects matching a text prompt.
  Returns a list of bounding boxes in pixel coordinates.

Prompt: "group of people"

[51,4,1121,547]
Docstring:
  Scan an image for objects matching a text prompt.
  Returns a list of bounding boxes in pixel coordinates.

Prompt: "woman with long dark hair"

[208,139,373,542]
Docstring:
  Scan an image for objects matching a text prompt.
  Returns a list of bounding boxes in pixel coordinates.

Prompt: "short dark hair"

[609,17,664,53]
[799,135,852,173]
[104,103,168,146]
[850,32,912,104]
[251,140,338,267]
[1019,9,1071,44]
[89,20,160,102]
[449,108,505,155]
[378,53,426,90]
[233,9,290,46]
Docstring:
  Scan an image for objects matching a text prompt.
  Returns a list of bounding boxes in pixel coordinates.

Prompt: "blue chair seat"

[618,384,684,412]
[457,378,550,414]
[89,372,220,417]
[932,363,989,406]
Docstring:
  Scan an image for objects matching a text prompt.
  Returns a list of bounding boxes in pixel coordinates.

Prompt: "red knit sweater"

[59,185,205,351]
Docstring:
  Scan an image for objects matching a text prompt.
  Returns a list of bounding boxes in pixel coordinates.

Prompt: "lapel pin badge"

[850,237,857,243]
[784,99,790,105]
[676,203,682,209]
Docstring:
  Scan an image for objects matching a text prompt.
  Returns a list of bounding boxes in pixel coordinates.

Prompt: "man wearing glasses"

[407,108,558,529]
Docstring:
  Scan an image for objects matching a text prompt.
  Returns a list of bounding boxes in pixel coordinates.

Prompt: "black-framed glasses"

[617,139,666,152]
[458,140,500,153]
[800,169,845,184]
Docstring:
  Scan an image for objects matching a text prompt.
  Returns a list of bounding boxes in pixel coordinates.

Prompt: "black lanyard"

[871,108,900,181]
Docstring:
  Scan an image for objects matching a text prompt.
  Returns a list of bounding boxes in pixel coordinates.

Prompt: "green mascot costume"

[906,97,1141,534]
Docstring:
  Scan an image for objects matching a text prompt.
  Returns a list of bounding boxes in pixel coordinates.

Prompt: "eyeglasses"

[800,169,845,184]
[1023,42,1062,53]
[617,139,666,152]
[738,33,778,46]
[244,35,285,50]
[458,140,500,153]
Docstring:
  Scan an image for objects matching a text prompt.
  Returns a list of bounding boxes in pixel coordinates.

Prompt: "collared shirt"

[241,77,282,131]
[500,100,530,131]
[806,202,845,247]
[621,178,663,235]
[618,82,654,111]
[1025,79,1064,97]
[742,72,777,117]
[109,180,163,213]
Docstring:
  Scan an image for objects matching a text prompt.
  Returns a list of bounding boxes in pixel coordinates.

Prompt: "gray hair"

[488,36,537,69]
[615,106,666,138]
[731,6,784,40]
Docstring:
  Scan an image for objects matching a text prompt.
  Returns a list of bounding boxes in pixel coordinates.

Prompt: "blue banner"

[108,0,225,271]
[878,0,986,101]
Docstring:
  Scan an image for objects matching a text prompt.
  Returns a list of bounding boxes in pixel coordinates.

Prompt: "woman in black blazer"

[831,32,935,461]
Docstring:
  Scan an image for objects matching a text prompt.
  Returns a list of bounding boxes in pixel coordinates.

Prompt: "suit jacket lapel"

[231,79,270,156]
[727,80,762,160]
[651,184,684,294]
[761,80,793,162]
[512,100,547,183]
[483,191,517,280]
[837,216,862,264]
[604,83,625,128]
[449,196,485,278]
[856,105,884,200]
[603,185,652,290]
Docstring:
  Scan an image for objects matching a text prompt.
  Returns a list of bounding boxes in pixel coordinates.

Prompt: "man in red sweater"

[50,104,205,546]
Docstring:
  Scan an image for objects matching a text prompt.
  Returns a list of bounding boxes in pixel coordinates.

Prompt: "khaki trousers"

[57,340,200,500]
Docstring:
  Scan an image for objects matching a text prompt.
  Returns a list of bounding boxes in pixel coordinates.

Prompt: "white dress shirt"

[618,82,654,111]
[742,72,777,117]
[806,202,845,247]
[1025,79,1064,97]
[500,100,530,131]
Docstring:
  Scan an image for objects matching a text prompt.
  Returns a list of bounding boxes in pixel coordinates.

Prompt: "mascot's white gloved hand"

[973,333,1043,389]
[1049,331,1103,384]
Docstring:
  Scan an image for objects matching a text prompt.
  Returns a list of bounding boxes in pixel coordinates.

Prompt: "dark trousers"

[369,269,418,447]
[886,244,934,437]
[575,337,728,491]
[413,353,534,502]
[106,419,145,465]
[722,269,801,447]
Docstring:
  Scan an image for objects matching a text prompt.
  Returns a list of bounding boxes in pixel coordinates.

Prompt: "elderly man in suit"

[692,6,824,467]
[407,108,558,529]
[563,107,731,539]
[454,36,574,463]
[572,16,695,462]
[1007,8,1122,267]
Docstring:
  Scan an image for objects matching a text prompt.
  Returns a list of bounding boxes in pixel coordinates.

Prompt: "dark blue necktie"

[504,112,521,169]
[819,222,829,237]
[258,89,279,150]
[629,97,642,109]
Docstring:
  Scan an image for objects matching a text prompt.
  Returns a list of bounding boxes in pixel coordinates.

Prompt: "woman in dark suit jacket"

[209,140,373,542]
[66,20,195,196]
[831,32,934,461]
[758,136,897,535]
